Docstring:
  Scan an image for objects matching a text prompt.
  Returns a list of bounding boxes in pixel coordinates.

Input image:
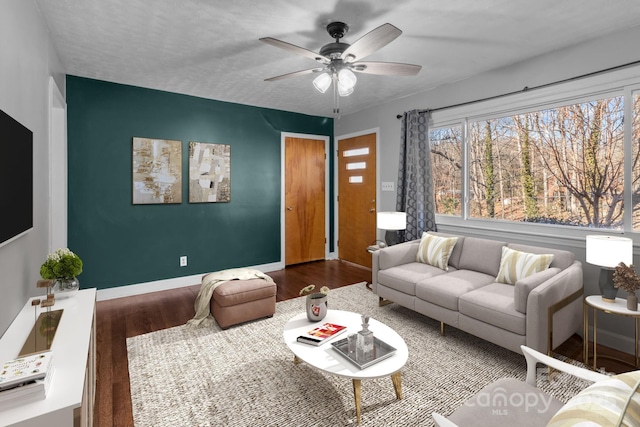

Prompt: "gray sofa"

[371,232,584,354]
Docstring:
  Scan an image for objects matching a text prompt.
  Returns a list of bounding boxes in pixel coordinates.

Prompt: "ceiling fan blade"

[264,68,324,82]
[259,37,329,63]
[351,61,422,76]
[341,23,402,62]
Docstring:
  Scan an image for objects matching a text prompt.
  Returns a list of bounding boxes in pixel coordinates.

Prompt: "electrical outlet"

[180,256,187,267]
[381,182,394,192]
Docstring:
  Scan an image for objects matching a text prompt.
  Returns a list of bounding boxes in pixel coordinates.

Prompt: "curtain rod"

[395,59,640,119]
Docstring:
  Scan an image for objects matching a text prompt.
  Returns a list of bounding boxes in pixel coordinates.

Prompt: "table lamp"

[586,235,633,302]
[377,212,406,247]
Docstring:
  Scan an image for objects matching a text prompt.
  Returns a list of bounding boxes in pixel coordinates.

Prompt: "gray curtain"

[396,109,437,242]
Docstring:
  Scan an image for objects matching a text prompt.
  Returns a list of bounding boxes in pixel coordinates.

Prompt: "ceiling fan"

[260,21,421,115]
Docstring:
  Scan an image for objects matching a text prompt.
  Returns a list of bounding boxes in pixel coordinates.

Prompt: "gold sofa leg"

[440,322,445,336]
[378,297,393,307]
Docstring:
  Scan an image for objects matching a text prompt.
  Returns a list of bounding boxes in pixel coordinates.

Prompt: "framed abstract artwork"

[132,137,182,204]
[188,141,231,203]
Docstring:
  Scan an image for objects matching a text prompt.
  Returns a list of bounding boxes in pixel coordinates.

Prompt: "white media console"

[0,288,96,427]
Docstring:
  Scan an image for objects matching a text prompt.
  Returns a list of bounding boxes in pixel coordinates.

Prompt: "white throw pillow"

[416,232,458,271]
[495,246,554,285]
[546,370,640,427]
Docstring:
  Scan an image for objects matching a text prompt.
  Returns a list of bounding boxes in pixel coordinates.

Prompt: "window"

[429,126,462,216]
[343,147,369,157]
[633,91,640,231]
[468,96,624,228]
[426,65,640,234]
[346,162,366,170]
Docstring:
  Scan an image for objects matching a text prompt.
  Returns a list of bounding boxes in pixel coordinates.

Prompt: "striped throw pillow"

[416,233,458,271]
[547,370,640,427]
[495,246,554,285]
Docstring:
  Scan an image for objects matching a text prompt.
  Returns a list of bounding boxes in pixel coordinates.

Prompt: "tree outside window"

[429,126,462,216]
[428,96,629,229]
[631,91,640,230]
[469,97,624,228]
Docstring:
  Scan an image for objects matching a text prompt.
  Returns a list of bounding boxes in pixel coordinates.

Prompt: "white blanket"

[186,267,274,327]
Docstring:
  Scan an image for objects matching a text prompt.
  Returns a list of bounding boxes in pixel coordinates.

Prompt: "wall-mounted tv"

[0,108,33,246]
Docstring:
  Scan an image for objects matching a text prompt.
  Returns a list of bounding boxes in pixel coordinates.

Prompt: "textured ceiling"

[35,0,640,117]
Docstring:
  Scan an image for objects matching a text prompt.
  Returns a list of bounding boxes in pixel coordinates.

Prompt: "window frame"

[428,65,640,241]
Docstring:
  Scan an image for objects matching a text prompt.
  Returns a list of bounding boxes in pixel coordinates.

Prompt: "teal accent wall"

[66,76,333,290]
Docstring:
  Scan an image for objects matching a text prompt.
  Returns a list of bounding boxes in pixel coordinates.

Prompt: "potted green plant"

[299,284,330,321]
[613,262,640,310]
[40,248,83,292]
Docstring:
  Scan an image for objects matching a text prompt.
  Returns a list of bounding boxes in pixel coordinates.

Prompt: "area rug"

[127,283,594,426]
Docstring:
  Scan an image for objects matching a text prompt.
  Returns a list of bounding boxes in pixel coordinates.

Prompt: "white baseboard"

[96,261,285,301]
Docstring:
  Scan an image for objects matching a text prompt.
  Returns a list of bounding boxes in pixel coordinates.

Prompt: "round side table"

[583,294,640,370]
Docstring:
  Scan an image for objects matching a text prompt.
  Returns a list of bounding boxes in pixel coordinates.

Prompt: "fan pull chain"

[333,74,340,117]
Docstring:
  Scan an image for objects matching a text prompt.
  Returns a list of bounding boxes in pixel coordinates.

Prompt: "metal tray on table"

[331,336,397,369]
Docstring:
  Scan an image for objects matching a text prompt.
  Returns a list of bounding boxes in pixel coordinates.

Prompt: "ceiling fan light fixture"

[260,22,418,114]
[338,68,357,89]
[337,68,357,96]
[337,83,354,97]
[313,72,332,93]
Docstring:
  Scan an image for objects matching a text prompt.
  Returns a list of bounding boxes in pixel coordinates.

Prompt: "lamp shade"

[313,73,332,93]
[338,69,357,89]
[337,69,356,96]
[337,83,354,97]
[586,235,633,268]
[377,212,406,231]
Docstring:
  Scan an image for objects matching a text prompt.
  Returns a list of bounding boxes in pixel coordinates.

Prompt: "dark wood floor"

[94,260,635,427]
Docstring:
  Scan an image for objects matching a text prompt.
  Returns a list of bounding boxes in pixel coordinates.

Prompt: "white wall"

[336,25,640,354]
[0,0,65,335]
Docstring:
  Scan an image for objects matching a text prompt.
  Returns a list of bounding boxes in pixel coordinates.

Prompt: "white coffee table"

[283,309,408,424]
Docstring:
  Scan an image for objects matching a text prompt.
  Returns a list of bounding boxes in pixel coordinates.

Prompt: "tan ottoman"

[210,278,277,329]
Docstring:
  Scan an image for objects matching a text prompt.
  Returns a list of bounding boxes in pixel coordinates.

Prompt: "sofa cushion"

[496,246,554,285]
[457,237,506,277]
[416,269,496,311]
[547,370,640,427]
[416,232,459,271]
[378,262,448,296]
[459,283,526,335]
[508,243,575,271]
[514,267,561,314]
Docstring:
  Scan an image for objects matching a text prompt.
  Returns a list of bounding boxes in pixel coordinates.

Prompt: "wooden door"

[285,137,326,265]
[338,133,377,268]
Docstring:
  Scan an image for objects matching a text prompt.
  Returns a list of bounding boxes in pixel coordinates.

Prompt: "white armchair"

[432,345,640,427]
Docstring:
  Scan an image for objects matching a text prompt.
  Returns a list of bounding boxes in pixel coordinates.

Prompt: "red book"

[297,323,347,346]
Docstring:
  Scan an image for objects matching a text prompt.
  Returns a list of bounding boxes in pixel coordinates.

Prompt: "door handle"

[287,206,293,211]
